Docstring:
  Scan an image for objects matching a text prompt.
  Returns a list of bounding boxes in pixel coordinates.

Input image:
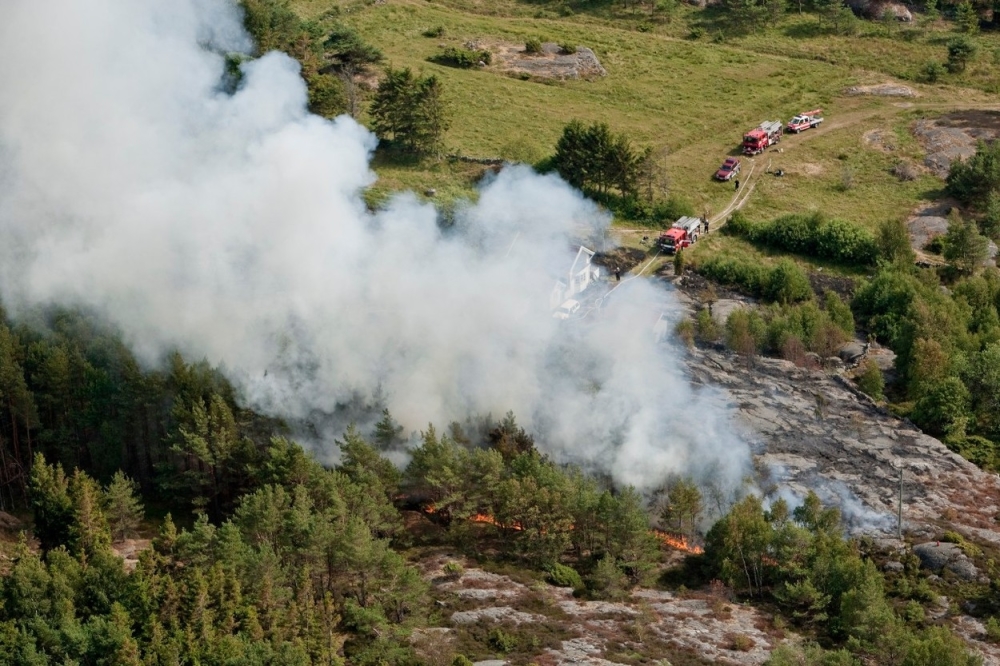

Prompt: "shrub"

[434,46,492,68]
[725,211,878,266]
[726,308,767,360]
[910,376,970,436]
[545,562,584,589]
[443,561,464,580]
[857,359,885,401]
[675,318,695,347]
[559,42,577,54]
[922,60,946,82]
[636,22,653,32]
[655,195,696,221]
[674,249,686,276]
[688,26,705,39]
[941,530,983,557]
[824,291,855,337]
[925,235,945,254]
[697,255,769,297]
[902,600,925,624]
[588,556,629,600]
[422,25,445,37]
[696,308,721,343]
[726,632,756,651]
[452,656,474,666]
[487,628,517,653]
[524,38,543,54]
[765,260,813,305]
[986,616,1000,642]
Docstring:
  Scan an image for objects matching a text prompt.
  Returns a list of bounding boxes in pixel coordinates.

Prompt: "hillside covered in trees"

[0,302,994,664]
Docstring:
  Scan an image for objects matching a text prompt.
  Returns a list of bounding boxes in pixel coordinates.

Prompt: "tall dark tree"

[552,121,643,198]
[370,67,450,156]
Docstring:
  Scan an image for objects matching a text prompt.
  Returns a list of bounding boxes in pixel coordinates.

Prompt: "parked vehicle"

[659,216,703,254]
[786,109,823,133]
[743,120,782,155]
[715,157,741,181]
[553,299,581,319]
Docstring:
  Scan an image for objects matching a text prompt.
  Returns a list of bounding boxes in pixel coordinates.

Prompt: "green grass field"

[290,0,1000,247]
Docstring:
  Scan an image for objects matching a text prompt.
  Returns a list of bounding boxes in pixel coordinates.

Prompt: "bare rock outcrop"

[913,111,1000,177]
[847,82,916,97]
[686,348,1000,546]
[913,542,981,581]
[490,42,606,80]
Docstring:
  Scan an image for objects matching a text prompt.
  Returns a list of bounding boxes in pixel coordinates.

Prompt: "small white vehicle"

[553,299,581,320]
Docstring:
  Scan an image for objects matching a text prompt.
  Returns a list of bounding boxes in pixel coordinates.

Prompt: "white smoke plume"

[0,0,749,490]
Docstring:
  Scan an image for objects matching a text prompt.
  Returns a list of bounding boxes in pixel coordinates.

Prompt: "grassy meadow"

[289,0,1000,253]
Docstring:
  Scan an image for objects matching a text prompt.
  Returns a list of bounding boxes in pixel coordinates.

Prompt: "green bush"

[725,211,878,266]
[443,561,464,579]
[762,300,849,357]
[857,359,885,401]
[910,376,970,436]
[545,562,584,589]
[422,25,445,37]
[488,628,518,653]
[588,556,629,600]
[696,255,769,297]
[945,435,1000,471]
[559,42,578,54]
[688,26,706,39]
[696,308,721,343]
[922,60,946,82]
[434,47,492,68]
[524,38,543,54]
[726,309,767,355]
[765,260,813,305]
[452,656,474,666]
[986,616,1000,643]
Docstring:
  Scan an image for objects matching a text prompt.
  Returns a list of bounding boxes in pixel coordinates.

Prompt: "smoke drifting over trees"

[0,0,748,490]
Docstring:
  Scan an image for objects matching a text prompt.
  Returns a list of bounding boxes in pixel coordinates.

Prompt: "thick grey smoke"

[0,0,749,490]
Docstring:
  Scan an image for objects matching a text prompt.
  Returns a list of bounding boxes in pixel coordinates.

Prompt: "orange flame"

[652,529,704,555]
[424,505,703,553]
[471,513,523,531]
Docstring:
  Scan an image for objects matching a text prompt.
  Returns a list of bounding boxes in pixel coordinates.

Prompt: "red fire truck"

[743,120,782,155]
[659,216,704,254]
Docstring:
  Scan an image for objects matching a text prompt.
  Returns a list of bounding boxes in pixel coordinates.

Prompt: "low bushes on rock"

[433,46,492,68]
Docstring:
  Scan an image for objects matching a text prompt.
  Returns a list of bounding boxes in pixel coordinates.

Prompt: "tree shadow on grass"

[371,144,428,169]
[783,20,825,38]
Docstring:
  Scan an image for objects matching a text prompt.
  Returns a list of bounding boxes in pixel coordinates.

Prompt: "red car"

[715,157,741,181]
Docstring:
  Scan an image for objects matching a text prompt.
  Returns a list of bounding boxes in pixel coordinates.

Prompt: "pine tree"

[955,0,979,34]
[28,454,73,552]
[104,471,144,543]
[69,469,111,558]
[660,478,704,539]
